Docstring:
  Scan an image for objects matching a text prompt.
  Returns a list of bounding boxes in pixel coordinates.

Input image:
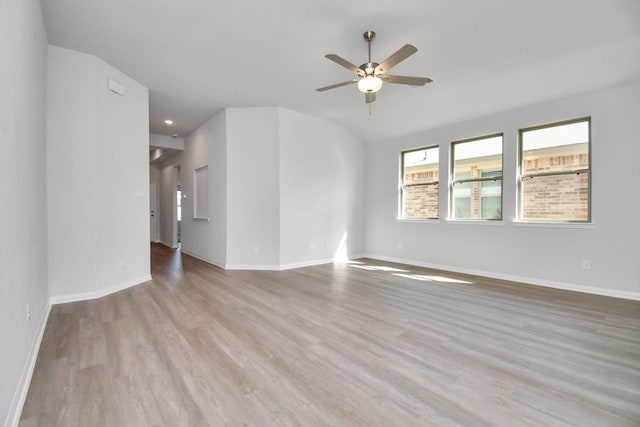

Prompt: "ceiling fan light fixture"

[357,75,382,93]
[317,30,432,104]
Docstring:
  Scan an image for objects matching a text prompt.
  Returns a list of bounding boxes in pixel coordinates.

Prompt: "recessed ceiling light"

[164,119,174,125]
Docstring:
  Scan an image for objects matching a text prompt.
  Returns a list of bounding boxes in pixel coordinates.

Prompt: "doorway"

[174,166,181,248]
[150,181,158,242]
[177,184,182,245]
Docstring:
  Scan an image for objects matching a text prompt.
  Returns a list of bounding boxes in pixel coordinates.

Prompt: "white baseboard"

[180,249,225,269]
[224,263,282,271]
[225,258,335,271]
[180,250,335,271]
[158,240,177,249]
[226,253,368,271]
[184,252,366,272]
[278,258,335,271]
[6,301,51,427]
[360,254,640,301]
[49,274,152,305]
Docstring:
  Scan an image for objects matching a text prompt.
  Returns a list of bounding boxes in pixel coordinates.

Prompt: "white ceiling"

[41,0,640,142]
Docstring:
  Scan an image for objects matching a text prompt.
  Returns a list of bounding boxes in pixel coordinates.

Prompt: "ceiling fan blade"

[316,80,358,92]
[374,44,418,75]
[325,54,363,75]
[365,92,376,104]
[381,75,433,86]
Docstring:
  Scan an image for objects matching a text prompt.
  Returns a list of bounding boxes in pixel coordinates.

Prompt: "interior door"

[150,181,157,242]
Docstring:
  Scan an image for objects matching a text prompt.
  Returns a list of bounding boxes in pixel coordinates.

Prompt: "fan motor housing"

[360,62,379,76]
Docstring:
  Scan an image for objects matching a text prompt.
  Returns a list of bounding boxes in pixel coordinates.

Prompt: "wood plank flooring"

[20,244,640,426]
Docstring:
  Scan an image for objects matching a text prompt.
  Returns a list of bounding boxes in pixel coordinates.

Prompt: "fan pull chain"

[368,103,373,120]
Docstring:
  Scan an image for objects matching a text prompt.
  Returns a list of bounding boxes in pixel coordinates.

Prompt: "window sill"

[512,221,595,229]
[445,219,504,226]
[397,218,440,224]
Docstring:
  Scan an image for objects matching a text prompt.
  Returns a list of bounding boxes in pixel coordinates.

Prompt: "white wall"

[180,110,227,266]
[279,109,365,267]
[225,108,280,268]
[95,57,150,290]
[150,163,160,183]
[47,45,150,300]
[150,133,184,150]
[365,82,640,299]
[46,46,98,300]
[0,0,50,424]
[149,133,184,150]
[178,106,365,270]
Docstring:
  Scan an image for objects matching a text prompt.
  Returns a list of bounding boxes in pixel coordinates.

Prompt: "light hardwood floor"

[20,244,640,426]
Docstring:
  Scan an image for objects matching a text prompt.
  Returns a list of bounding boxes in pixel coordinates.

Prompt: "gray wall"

[0,0,49,424]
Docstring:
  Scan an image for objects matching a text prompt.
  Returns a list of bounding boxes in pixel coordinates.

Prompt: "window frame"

[399,145,440,220]
[450,133,504,221]
[517,117,591,223]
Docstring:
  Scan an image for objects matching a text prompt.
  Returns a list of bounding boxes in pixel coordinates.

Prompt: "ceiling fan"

[316,30,433,104]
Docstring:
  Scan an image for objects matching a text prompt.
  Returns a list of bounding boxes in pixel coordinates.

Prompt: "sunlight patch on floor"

[393,273,472,284]
[350,265,410,273]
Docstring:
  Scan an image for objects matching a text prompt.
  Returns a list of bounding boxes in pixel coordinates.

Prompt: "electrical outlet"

[582,259,591,270]
[398,241,403,249]
[26,304,31,323]
[253,246,259,254]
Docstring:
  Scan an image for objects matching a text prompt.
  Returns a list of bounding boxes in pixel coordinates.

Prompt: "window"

[400,146,439,219]
[519,118,590,222]
[193,166,209,220]
[176,190,182,222]
[451,134,503,220]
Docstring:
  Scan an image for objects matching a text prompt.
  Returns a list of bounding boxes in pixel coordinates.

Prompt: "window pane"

[519,118,590,222]
[401,146,439,219]
[451,135,503,220]
[481,195,502,219]
[403,184,438,219]
[481,170,501,197]
[522,142,589,175]
[453,194,471,219]
[453,180,502,220]
[521,172,589,221]
[403,147,439,184]
[522,120,588,149]
[453,136,502,181]
[522,120,589,174]
[452,181,470,219]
